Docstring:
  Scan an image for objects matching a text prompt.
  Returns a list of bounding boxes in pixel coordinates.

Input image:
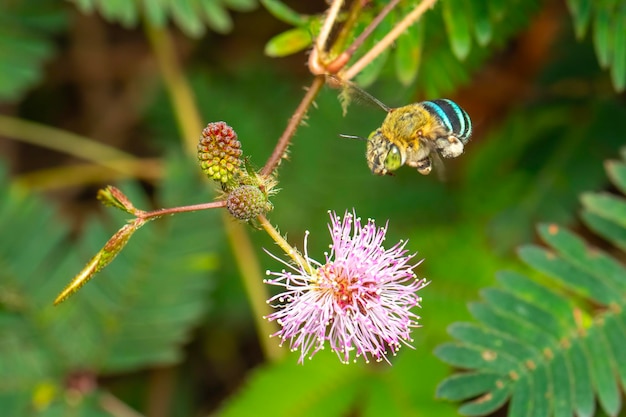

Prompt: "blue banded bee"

[331,76,472,176]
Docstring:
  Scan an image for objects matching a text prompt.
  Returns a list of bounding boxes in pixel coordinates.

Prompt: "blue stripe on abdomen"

[423,99,472,143]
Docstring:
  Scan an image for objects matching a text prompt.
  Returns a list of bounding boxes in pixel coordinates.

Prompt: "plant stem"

[223,214,283,361]
[144,24,203,153]
[343,0,439,80]
[0,115,137,172]
[257,215,310,274]
[139,201,227,221]
[327,0,402,74]
[16,159,161,191]
[316,0,345,54]
[260,75,325,176]
[100,391,146,417]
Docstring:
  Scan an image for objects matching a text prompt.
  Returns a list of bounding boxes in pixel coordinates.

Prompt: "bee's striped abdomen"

[422,99,472,144]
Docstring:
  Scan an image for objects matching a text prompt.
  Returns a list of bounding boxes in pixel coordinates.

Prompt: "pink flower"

[264,210,427,364]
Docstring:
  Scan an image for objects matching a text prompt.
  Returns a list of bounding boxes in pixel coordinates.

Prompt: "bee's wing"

[325,75,391,115]
[421,138,447,181]
[431,148,447,181]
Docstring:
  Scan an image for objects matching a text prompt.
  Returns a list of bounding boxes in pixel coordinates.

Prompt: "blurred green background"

[1,0,625,416]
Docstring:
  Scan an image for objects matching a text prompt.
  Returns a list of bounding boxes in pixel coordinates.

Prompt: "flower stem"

[257,215,311,275]
[343,0,439,80]
[260,75,325,176]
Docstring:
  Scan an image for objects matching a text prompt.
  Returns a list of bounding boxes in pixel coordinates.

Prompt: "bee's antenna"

[339,134,367,141]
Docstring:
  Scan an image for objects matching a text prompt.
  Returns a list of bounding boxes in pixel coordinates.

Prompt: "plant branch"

[316,0,345,54]
[343,0,438,80]
[0,115,137,172]
[260,75,325,176]
[139,200,227,221]
[223,213,283,362]
[144,23,203,154]
[16,159,162,191]
[257,215,310,274]
[327,0,403,74]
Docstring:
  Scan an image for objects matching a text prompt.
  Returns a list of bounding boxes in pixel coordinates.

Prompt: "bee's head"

[366,130,406,176]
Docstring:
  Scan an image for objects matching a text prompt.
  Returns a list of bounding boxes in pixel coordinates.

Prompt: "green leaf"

[442,0,472,60]
[550,349,574,417]
[394,21,423,86]
[260,0,307,26]
[447,322,538,361]
[593,1,612,68]
[436,148,626,417]
[569,339,595,417]
[264,27,312,57]
[468,302,559,351]
[603,314,626,389]
[585,325,621,416]
[436,371,503,401]
[223,0,257,12]
[436,342,517,374]
[0,0,67,101]
[200,0,234,34]
[606,159,626,194]
[218,352,364,416]
[536,223,626,293]
[496,271,576,330]
[457,384,510,416]
[0,154,221,411]
[566,0,592,38]
[481,287,566,337]
[169,0,204,37]
[471,0,492,46]
[528,364,550,417]
[581,211,626,251]
[611,8,626,91]
[581,192,626,228]
[518,245,620,305]
[68,0,257,37]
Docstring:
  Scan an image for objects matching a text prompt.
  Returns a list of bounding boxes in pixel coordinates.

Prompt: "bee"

[330,76,472,176]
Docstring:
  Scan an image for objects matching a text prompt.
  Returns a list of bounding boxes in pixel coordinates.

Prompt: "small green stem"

[257,215,311,275]
[316,0,345,53]
[144,24,203,154]
[0,115,137,172]
[343,0,439,80]
[260,76,325,176]
[223,214,283,361]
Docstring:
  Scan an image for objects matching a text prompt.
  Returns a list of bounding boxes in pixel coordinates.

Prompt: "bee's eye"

[384,145,403,171]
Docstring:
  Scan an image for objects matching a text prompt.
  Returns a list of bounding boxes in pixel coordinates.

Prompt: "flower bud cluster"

[198,122,275,221]
[197,122,243,189]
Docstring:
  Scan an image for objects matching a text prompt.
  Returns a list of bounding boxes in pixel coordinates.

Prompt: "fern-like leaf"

[0,0,67,101]
[566,0,626,91]
[0,154,221,413]
[436,150,626,417]
[69,0,257,37]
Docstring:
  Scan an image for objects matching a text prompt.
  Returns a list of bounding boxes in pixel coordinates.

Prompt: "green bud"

[226,185,273,221]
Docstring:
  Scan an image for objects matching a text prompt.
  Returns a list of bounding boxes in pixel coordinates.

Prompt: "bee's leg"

[415,157,432,175]
[436,136,464,158]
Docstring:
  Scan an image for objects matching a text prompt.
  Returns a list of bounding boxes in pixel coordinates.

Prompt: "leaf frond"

[436,148,626,417]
